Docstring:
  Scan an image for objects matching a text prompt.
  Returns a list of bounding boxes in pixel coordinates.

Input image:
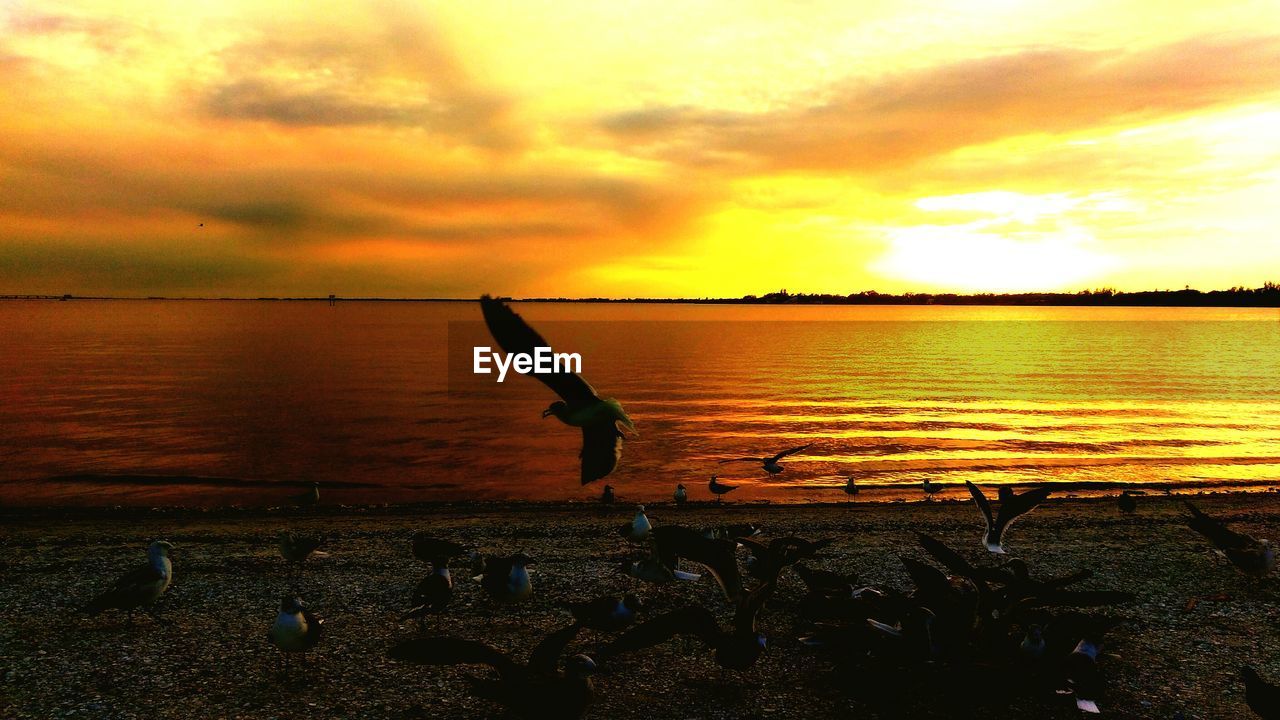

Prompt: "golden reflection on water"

[0,300,1276,505]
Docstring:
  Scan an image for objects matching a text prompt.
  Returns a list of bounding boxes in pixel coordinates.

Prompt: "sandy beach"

[3,493,1279,719]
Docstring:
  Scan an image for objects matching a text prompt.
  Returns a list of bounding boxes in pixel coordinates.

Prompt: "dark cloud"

[597,36,1280,172]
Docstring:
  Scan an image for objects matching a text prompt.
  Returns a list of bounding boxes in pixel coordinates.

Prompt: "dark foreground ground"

[3,493,1280,719]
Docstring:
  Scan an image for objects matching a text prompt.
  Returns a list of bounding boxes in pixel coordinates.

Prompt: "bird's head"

[280,595,306,613]
[149,540,175,557]
[511,553,533,568]
[565,654,597,678]
[635,504,645,513]
[677,483,685,490]
[542,401,567,419]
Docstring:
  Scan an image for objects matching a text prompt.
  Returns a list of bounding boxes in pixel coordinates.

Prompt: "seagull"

[843,475,859,504]
[1184,502,1276,577]
[267,595,324,676]
[718,443,811,474]
[620,555,701,584]
[650,525,744,602]
[290,482,320,507]
[922,479,942,500]
[277,532,327,573]
[965,481,1052,554]
[601,484,615,505]
[617,505,652,542]
[708,475,738,504]
[83,540,174,624]
[603,577,779,671]
[389,624,595,720]
[1242,666,1280,719]
[673,483,687,506]
[559,593,643,632]
[401,564,453,627]
[476,553,534,603]
[1117,490,1138,514]
[479,296,635,485]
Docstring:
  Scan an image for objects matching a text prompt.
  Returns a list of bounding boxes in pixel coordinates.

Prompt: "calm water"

[0,300,1277,505]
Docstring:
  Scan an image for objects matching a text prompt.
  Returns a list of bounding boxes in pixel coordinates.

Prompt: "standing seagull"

[673,483,687,506]
[708,475,738,504]
[1184,502,1275,577]
[718,443,811,474]
[278,532,327,574]
[843,475,859,504]
[477,553,534,603]
[1117,490,1139,514]
[618,505,652,542]
[965,481,1052,554]
[267,595,324,676]
[480,296,636,485]
[601,484,615,505]
[922,479,942,500]
[83,540,175,624]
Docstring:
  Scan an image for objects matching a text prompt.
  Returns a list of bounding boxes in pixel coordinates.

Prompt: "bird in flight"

[718,443,811,474]
[965,481,1052,554]
[480,296,635,485]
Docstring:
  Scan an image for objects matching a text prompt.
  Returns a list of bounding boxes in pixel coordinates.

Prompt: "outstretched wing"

[718,457,764,465]
[965,481,995,532]
[769,444,812,463]
[604,606,722,657]
[479,296,597,407]
[734,580,779,635]
[388,637,520,682]
[993,487,1052,535]
[1184,502,1257,551]
[527,622,582,677]
[580,423,623,485]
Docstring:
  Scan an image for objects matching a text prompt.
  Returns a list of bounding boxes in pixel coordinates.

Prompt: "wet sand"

[3,492,1279,719]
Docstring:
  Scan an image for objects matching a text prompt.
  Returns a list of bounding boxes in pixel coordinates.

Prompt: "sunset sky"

[3,1,1280,298]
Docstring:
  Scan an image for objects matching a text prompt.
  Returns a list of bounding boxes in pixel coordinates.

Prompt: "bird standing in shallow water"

[708,475,738,504]
[83,540,174,624]
[267,595,323,677]
[479,296,635,485]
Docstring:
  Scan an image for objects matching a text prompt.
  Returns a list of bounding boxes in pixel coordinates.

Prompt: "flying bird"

[479,296,635,485]
[83,540,175,624]
[708,475,738,504]
[965,481,1052,554]
[649,525,744,602]
[718,443,811,474]
[389,624,596,720]
[1242,666,1280,719]
[1184,502,1275,577]
[267,595,324,675]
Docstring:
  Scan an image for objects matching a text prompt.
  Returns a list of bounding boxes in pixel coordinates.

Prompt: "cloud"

[597,36,1280,172]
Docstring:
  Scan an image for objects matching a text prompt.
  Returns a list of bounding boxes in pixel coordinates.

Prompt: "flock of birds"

[78,297,1280,719]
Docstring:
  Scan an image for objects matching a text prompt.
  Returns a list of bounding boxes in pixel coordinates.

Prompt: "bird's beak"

[541,409,553,419]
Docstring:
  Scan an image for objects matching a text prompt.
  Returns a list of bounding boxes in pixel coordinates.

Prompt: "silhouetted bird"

[621,555,701,584]
[83,540,174,624]
[965,481,1052,554]
[718,443,811,474]
[617,505,652,542]
[1184,502,1275,577]
[843,474,859,503]
[479,296,635,484]
[601,484,615,504]
[477,553,534,603]
[922,479,942,500]
[559,593,643,632]
[389,624,595,719]
[650,525,744,602]
[411,534,467,567]
[1243,666,1280,719]
[401,565,453,626]
[1118,490,1138,514]
[673,483,687,506]
[277,532,326,572]
[603,579,778,670]
[267,595,323,675]
[708,475,738,504]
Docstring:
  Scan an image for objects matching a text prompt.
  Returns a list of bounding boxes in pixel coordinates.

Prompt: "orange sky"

[2,1,1279,297]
